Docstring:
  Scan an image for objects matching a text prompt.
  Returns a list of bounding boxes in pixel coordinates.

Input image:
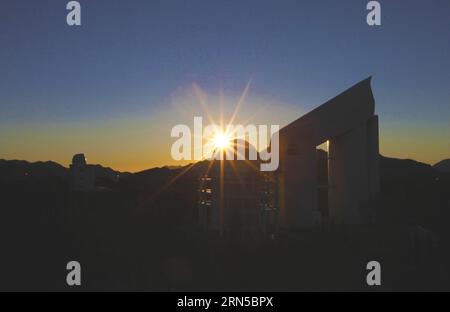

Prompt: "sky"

[0,0,449,172]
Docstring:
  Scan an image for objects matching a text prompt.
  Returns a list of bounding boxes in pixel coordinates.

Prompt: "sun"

[213,133,231,150]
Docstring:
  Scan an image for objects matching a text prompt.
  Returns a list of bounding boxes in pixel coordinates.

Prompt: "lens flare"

[213,133,231,150]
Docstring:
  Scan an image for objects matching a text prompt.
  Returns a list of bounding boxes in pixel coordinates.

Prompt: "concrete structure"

[278,77,379,228]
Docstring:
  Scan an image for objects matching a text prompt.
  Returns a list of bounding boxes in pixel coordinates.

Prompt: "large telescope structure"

[278,77,380,228]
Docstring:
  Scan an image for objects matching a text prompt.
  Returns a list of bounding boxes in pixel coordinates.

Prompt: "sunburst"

[157,80,260,206]
[213,132,231,150]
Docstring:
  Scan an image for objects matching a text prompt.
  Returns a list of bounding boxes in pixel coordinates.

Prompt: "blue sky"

[1,0,449,170]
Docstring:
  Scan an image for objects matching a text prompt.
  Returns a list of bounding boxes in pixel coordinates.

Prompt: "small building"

[69,153,95,192]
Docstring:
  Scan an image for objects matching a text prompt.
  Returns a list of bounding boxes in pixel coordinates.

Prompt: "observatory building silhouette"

[198,77,380,235]
[70,153,95,192]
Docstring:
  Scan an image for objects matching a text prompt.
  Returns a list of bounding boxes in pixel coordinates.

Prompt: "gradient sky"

[1,0,449,172]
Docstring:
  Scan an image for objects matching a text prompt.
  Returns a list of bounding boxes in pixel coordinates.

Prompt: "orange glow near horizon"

[1,81,448,173]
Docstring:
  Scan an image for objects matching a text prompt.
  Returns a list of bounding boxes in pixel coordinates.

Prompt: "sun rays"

[159,80,262,201]
[212,132,231,150]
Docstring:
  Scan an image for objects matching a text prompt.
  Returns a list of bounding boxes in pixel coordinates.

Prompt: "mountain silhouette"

[1,155,449,291]
[0,159,128,185]
[434,159,450,173]
[1,155,448,193]
[0,159,67,181]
